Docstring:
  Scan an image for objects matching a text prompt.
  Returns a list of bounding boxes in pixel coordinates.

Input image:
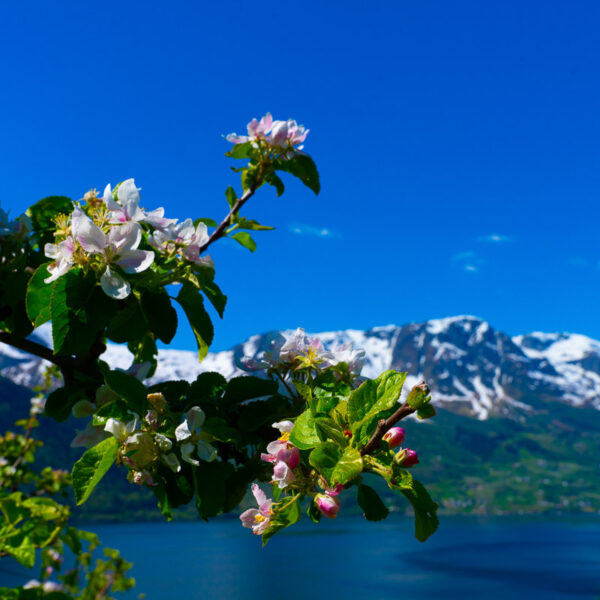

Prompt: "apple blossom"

[104,417,139,445]
[175,406,217,465]
[272,460,295,489]
[240,483,273,535]
[226,113,309,159]
[44,237,75,283]
[226,113,273,145]
[103,179,176,230]
[71,211,154,299]
[149,218,214,267]
[71,422,108,449]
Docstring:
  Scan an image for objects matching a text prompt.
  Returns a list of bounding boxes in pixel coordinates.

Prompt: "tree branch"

[359,382,430,456]
[0,329,65,367]
[0,329,105,385]
[198,186,257,254]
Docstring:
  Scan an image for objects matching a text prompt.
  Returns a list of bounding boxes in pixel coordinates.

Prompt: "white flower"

[104,417,138,444]
[72,209,154,299]
[150,218,214,267]
[175,406,217,465]
[44,237,75,283]
[103,179,176,230]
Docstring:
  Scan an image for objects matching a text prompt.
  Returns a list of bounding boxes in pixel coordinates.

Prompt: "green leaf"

[349,370,407,446]
[289,410,321,450]
[26,195,73,247]
[176,284,214,361]
[234,217,275,231]
[201,280,227,318]
[262,496,301,546]
[193,461,235,519]
[45,385,87,422]
[106,297,148,343]
[266,172,285,196]
[315,416,348,446]
[25,263,53,327]
[231,231,256,252]
[308,442,362,486]
[225,186,237,208]
[331,446,363,485]
[7,536,36,568]
[50,269,118,356]
[406,383,431,411]
[390,474,439,542]
[72,437,118,505]
[417,403,436,420]
[194,217,218,228]
[141,289,178,344]
[237,396,292,432]
[309,442,340,485]
[225,141,252,159]
[104,369,148,415]
[275,154,320,195]
[357,484,389,521]
[222,376,278,406]
[188,372,227,405]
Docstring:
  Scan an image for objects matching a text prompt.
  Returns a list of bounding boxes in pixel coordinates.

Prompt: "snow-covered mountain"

[2,316,600,420]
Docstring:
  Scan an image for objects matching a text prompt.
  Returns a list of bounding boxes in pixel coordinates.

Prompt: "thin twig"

[359,382,430,456]
[198,185,258,254]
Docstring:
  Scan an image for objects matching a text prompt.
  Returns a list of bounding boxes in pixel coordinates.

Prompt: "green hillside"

[2,376,599,520]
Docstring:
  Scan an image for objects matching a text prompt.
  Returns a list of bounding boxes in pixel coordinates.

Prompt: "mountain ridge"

[1,315,599,420]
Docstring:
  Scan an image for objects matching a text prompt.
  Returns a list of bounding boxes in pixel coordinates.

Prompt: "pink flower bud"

[383,426,405,449]
[277,446,300,469]
[400,448,419,467]
[315,493,341,519]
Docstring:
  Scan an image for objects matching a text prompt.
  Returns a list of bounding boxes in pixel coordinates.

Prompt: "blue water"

[2,516,599,599]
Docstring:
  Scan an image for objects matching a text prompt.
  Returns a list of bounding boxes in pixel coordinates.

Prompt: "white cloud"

[452,251,483,273]
[289,224,342,239]
[477,234,513,243]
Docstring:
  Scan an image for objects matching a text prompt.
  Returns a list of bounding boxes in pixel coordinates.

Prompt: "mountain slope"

[2,316,600,420]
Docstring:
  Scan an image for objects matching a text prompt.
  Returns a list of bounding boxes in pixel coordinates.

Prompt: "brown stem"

[0,330,63,366]
[198,185,258,254]
[359,382,430,456]
[0,329,105,386]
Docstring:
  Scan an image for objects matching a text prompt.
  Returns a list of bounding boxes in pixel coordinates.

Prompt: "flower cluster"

[227,113,309,160]
[240,327,366,376]
[44,179,214,299]
[261,421,301,489]
[73,391,219,487]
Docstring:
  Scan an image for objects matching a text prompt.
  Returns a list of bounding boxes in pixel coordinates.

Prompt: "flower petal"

[117,249,154,274]
[186,406,206,431]
[100,266,131,299]
[103,184,121,212]
[240,508,260,528]
[108,222,142,251]
[180,442,200,466]
[196,440,217,462]
[75,214,106,254]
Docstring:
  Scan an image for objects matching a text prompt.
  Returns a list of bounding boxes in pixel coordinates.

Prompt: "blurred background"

[1,1,599,598]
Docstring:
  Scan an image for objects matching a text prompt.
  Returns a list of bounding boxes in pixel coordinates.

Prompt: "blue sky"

[2,1,600,351]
